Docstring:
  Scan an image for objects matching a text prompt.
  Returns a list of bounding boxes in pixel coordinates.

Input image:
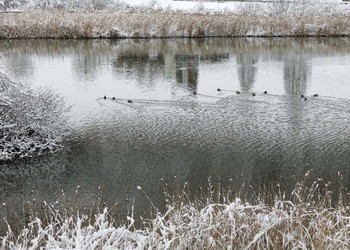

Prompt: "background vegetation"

[1,0,349,38]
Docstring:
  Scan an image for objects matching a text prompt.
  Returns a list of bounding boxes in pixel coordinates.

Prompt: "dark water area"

[1,38,350,223]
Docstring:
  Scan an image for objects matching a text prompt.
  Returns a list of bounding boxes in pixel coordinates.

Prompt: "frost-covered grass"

[1,8,350,38]
[2,176,350,249]
[0,72,70,162]
[1,0,350,38]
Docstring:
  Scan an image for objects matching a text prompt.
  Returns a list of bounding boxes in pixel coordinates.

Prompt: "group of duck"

[104,95,133,103]
[302,93,318,101]
[103,90,318,103]
[216,88,267,96]
[216,88,318,100]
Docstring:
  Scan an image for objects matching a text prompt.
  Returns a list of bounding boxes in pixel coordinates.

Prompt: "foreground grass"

[1,176,350,249]
[1,10,350,39]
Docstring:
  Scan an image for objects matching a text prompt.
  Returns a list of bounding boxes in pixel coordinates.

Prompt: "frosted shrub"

[192,1,205,13]
[0,0,26,11]
[23,0,124,10]
[0,72,70,162]
[25,0,63,9]
[266,0,291,16]
[80,0,115,11]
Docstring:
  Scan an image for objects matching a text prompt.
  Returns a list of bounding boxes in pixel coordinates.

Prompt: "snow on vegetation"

[0,0,350,37]
[2,177,350,249]
[0,72,70,163]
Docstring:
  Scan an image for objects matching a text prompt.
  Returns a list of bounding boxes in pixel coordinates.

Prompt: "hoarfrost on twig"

[0,71,70,162]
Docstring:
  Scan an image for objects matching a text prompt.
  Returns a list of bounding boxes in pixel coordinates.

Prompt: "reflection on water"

[284,54,309,95]
[1,38,350,220]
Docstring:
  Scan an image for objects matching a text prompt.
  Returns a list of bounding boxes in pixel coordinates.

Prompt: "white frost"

[0,71,70,162]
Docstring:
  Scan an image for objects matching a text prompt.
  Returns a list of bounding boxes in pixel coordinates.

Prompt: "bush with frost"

[21,0,126,10]
[0,0,25,11]
[0,72,70,162]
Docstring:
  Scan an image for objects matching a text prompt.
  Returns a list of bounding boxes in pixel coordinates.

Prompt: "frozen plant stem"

[137,186,157,212]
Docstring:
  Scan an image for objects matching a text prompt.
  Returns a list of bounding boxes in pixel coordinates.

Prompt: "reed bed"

[1,9,350,39]
[1,175,350,249]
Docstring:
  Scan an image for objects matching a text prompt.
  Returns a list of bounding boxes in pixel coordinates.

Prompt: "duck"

[304,96,308,101]
[194,91,197,95]
[112,97,116,100]
[127,99,132,103]
[104,96,107,100]
[252,93,256,96]
[217,88,221,91]
[301,94,304,98]
[264,91,267,94]
[236,90,240,94]
[313,94,319,97]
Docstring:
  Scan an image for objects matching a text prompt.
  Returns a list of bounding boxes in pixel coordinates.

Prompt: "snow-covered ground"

[116,0,348,16]
[124,0,240,12]
[122,0,344,13]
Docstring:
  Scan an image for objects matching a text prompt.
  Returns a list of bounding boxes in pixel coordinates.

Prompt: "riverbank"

[1,9,350,38]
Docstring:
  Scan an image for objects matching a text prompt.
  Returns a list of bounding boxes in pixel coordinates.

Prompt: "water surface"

[1,38,350,220]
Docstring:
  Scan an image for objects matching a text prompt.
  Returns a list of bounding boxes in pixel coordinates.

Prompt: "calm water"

[1,38,350,219]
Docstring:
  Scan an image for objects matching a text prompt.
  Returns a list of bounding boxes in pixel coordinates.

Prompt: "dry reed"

[1,10,350,38]
[1,174,350,249]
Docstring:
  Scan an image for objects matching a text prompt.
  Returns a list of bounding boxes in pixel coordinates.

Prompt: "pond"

[1,38,350,220]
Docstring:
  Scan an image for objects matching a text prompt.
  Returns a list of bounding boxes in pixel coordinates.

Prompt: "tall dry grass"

[1,174,350,249]
[1,10,350,38]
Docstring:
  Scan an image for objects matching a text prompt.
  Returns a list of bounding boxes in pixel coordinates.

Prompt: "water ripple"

[70,95,350,176]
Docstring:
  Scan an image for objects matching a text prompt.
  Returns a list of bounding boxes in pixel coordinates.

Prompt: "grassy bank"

[1,10,350,39]
[1,177,350,249]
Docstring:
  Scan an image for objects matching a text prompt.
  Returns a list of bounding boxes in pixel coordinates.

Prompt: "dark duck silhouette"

[217,88,221,91]
[264,91,267,94]
[104,96,107,100]
[252,93,256,96]
[236,90,240,94]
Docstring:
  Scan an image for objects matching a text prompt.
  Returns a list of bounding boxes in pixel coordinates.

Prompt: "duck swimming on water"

[252,93,256,96]
[112,97,116,100]
[104,96,107,100]
[264,91,267,94]
[236,90,240,94]
[127,99,132,103]
[314,94,319,97]
[217,88,221,91]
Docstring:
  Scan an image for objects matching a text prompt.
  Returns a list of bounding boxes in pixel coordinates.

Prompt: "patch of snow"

[3,0,347,15]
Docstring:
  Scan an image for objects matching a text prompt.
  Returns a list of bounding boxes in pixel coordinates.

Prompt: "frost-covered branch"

[0,71,70,162]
